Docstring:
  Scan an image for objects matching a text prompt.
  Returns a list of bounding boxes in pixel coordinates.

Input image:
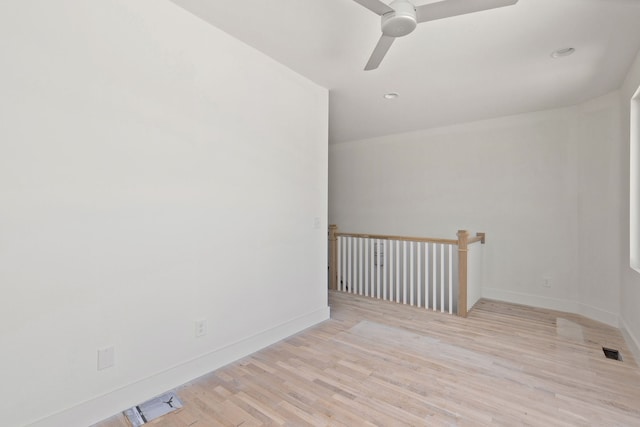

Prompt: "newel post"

[457,230,469,318]
[329,224,338,290]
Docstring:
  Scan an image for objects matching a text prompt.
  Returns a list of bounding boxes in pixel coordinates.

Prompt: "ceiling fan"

[352,0,519,70]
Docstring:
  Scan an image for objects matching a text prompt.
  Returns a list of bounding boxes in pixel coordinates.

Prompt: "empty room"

[2,0,640,426]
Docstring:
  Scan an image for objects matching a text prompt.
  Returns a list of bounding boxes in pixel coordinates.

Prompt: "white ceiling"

[169,0,640,144]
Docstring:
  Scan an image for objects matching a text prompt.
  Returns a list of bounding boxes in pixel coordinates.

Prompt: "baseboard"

[620,317,640,366]
[482,288,619,327]
[576,302,619,328]
[482,287,580,314]
[28,306,330,427]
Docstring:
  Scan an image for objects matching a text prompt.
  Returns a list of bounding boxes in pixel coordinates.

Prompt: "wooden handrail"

[328,225,485,317]
[335,232,458,246]
[468,232,486,245]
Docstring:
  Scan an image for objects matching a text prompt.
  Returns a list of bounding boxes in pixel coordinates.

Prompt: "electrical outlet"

[313,217,321,229]
[542,277,551,288]
[97,346,115,370]
[195,320,207,337]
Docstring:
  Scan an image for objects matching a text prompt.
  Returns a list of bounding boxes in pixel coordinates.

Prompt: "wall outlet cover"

[195,320,207,337]
[97,346,115,370]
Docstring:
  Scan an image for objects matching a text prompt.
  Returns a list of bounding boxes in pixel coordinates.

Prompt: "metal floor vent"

[602,347,622,361]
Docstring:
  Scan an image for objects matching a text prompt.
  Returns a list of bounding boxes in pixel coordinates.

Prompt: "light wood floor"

[95,291,640,426]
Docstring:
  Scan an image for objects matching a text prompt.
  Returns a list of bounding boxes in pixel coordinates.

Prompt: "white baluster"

[403,241,407,305]
[440,243,445,313]
[417,242,421,308]
[376,239,381,299]
[448,244,453,314]
[347,237,352,293]
[364,238,369,297]
[425,242,429,310]
[358,238,363,295]
[409,241,414,306]
[396,240,400,302]
[432,243,437,311]
[343,237,347,292]
[351,237,356,294]
[353,237,357,294]
[381,240,389,300]
[370,238,375,297]
[337,236,342,291]
[396,240,400,303]
[385,240,395,301]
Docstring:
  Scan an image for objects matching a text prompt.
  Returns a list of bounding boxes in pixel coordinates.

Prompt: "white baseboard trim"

[620,317,640,365]
[576,302,620,328]
[482,288,619,327]
[28,306,330,427]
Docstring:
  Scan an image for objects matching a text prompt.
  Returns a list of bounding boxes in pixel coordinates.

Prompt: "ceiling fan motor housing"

[382,0,417,37]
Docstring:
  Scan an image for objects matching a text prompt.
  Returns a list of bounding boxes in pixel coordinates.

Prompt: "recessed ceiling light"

[384,92,399,100]
[551,47,575,58]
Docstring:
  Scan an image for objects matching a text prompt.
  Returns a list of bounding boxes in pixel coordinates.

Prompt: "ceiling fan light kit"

[353,0,519,70]
[381,1,417,37]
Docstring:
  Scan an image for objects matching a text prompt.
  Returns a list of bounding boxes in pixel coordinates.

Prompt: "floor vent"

[602,347,622,361]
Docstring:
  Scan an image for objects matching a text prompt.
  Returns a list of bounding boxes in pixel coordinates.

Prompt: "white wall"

[574,93,623,325]
[0,1,328,426]
[620,49,640,363]
[329,94,622,326]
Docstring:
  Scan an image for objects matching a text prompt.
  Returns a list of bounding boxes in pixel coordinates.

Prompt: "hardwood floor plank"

[94,292,640,426]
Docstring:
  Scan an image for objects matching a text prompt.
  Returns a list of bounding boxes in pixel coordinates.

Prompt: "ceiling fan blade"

[364,35,395,70]
[416,0,518,23]
[352,0,394,16]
